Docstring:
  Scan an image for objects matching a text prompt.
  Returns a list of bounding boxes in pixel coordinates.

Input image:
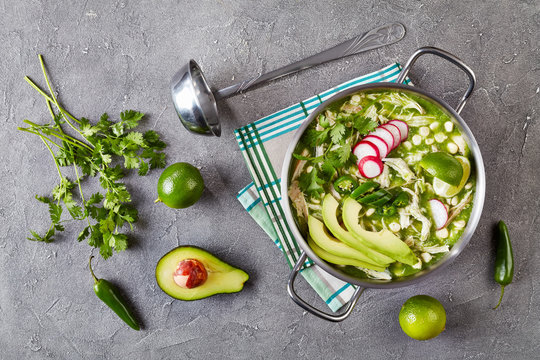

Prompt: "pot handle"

[396,46,476,114]
[287,252,365,322]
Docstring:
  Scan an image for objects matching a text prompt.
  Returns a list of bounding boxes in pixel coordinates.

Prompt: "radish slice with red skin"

[372,127,395,151]
[429,199,449,230]
[363,135,389,158]
[388,120,409,141]
[381,123,401,149]
[353,141,380,161]
[358,156,384,178]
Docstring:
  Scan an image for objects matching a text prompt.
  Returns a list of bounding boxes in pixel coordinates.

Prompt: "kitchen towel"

[235,63,410,312]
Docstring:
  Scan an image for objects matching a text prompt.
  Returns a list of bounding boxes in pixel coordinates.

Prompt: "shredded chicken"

[384,158,416,182]
[402,188,431,242]
[421,245,450,254]
[375,164,390,188]
[341,103,362,113]
[361,268,392,280]
[446,191,473,225]
[363,104,379,121]
[288,181,308,219]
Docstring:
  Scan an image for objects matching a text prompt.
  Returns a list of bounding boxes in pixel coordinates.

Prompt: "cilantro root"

[18,55,167,259]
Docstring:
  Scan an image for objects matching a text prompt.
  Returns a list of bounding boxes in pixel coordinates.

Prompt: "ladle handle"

[287,252,365,322]
[214,22,406,100]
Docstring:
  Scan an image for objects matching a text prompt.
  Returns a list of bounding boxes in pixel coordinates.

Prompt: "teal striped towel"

[235,63,409,312]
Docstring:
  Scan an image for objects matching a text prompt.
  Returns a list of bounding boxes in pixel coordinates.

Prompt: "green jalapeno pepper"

[358,189,393,207]
[376,204,397,217]
[493,221,514,310]
[333,175,357,195]
[89,256,140,330]
[392,191,409,207]
[350,181,379,199]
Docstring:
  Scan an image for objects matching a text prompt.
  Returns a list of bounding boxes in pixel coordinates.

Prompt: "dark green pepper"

[493,221,514,310]
[89,256,140,330]
[333,175,357,195]
[392,191,409,207]
[350,181,379,199]
[358,189,393,207]
[376,204,397,217]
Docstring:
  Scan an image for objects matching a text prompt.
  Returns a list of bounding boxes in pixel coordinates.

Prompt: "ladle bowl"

[170,23,406,136]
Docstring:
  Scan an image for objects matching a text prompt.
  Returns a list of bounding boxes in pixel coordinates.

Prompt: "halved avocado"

[308,215,389,270]
[308,237,386,272]
[342,197,418,266]
[155,246,249,301]
[321,194,394,265]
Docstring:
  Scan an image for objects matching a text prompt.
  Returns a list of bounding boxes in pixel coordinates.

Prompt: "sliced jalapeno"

[333,175,357,195]
[350,181,379,199]
[392,191,409,207]
[376,204,397,217]
[357,189,392,206]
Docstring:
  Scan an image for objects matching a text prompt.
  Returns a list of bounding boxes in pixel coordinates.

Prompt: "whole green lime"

[156,162,204,209]
[419,152,463,186]
[399,295,446,341]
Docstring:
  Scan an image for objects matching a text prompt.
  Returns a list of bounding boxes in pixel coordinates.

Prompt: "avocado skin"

[155,246,249,301]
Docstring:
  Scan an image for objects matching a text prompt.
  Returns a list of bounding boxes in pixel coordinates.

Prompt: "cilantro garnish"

[18,55,167,259]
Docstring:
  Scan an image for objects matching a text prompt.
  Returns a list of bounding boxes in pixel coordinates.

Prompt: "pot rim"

[280,82,486,289]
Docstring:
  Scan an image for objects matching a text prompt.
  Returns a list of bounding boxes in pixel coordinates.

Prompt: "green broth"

[289,89,476,279]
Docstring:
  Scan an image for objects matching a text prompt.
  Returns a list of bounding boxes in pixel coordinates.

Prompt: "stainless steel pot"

[280,47,486,322]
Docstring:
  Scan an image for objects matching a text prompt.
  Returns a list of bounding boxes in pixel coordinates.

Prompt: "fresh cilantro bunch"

[18,55,167,259]
[294,111,377,197]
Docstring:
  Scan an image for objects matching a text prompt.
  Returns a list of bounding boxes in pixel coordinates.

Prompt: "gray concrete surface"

[0,0,539,359]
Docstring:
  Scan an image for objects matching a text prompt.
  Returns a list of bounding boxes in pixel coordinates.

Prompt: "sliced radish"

[363,135,389,158]
[353,141,380,161]
[388,119,409,141]
[381,123,401,149]
[358,156,384,178]
[429,199,449,230]
[372,127,395,151]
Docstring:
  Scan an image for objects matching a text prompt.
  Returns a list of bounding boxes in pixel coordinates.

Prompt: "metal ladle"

[170,22,406,136]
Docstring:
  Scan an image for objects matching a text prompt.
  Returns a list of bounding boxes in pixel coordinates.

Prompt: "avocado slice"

[342,197,418,266]
[308,237,386,272]
[155,246,249,301]
[322,194,394,265]
[308,216,389,270]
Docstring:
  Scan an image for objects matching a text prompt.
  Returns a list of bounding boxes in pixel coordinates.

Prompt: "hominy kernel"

[419,126,430,137]
[436,228,449,238]
[434,133,447,143]
[447,142,458,154]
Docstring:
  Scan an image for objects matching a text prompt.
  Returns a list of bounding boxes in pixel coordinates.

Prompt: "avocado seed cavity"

[173,259,208,289]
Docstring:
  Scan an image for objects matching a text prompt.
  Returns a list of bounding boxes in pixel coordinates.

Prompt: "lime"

[433,156,471,197]
[419,152,463,186]
[156,162,204,209]
[399,295,446,341]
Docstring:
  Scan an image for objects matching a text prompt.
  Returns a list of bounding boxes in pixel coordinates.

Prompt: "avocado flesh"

[156,246,249,301]
[322,194,394,265]
[308,216,389,270]
[342,197,418,266]
[307,237,386,272]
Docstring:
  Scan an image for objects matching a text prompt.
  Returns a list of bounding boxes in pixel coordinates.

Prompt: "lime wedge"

[433,156,471,197]
[419,152,463,186]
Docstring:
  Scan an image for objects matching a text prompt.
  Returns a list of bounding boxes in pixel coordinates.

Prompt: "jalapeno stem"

[89,255,99,284]
[493,285,505,310]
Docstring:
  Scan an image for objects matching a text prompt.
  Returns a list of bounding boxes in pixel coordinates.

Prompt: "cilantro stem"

[24,76,76,121]
[20,121,93,152]
[39,134,63,182]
